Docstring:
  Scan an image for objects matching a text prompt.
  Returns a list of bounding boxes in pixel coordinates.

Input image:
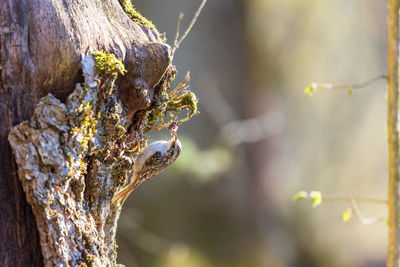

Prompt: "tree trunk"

[0,0,172,265]
[387,0,400,266]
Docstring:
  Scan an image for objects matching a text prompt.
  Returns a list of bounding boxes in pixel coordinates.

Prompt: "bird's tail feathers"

[112,183,136,205]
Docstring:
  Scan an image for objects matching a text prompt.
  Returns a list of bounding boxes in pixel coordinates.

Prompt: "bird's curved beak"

[172,132,178,144]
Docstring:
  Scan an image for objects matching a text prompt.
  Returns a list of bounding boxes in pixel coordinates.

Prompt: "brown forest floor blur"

[117,1,388,267]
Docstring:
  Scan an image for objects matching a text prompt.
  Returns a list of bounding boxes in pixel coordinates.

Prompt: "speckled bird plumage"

[112,135,182,205]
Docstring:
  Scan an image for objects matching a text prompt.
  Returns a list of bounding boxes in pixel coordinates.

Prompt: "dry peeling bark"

[8,53,138,266]
[0,0,175,265]
[5,54,176,265]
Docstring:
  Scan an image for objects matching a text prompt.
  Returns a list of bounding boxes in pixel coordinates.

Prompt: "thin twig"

[310,74,387,91]
[349,198,384,225]
[171,12,184,57]
[176,0,207,47]
[168,71,190,96]
[302,195,386,225]
[171,0,207,57]
[320,196,388,205]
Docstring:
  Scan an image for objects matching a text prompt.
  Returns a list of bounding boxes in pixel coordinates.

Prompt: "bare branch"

[305,74,387,96]
[297,193,386,225]
[171,13,184,57]
[171,0,207,57]
[321,196,387,205]
[349,198,384,225]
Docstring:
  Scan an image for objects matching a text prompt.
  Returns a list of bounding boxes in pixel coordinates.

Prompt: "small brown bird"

[112,123,182,205]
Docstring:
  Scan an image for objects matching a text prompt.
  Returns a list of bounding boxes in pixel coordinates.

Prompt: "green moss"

[91,50,127,76]
[146,86,199,129]
[167,91,198,116]
[118,0,157,31]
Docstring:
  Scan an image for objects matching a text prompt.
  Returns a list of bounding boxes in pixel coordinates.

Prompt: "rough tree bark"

[0,0,177,266]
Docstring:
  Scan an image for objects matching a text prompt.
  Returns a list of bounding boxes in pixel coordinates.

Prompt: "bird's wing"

[135,151,167,186]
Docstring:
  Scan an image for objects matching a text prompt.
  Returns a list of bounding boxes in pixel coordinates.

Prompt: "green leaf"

[310,191,322,208]
[305,85,316,96]
[348,85,354,96]
[293,191,308,202]
[342,208,352,222]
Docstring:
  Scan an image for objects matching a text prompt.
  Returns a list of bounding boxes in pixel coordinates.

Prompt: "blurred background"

[117,1,388,266]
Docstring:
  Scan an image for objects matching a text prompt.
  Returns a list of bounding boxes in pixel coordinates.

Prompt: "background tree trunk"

[387,0,400,266]
[0,0,171,265]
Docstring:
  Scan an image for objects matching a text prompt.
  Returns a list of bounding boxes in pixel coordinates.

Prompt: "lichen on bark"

[8,40,199,264]
[5,2,202,264]
[0,0,205,264]
[8,51,135,266]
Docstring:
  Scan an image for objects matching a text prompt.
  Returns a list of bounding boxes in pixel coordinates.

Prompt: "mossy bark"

[0,0,172,265]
